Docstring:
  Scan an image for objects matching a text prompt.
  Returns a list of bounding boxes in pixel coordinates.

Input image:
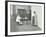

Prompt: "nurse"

[32,11,38,26]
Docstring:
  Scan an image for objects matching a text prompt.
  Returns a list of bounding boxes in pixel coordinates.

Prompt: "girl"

[16,15,22,24]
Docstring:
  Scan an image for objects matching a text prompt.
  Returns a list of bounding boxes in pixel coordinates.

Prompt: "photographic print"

[5,1,45,36]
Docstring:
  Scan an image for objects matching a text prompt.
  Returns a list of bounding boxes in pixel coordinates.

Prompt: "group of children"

[16,11,37,26]
[16,14,28,24]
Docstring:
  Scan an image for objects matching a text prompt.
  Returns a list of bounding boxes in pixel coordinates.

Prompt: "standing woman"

[32,11,38,26]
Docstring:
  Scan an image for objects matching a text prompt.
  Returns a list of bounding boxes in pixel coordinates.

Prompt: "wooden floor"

[10,17,41,32]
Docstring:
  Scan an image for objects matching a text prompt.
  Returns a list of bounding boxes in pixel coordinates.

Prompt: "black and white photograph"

[6,1,45,36]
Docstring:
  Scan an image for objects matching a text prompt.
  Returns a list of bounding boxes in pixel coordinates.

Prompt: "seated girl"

[16,15,22,24]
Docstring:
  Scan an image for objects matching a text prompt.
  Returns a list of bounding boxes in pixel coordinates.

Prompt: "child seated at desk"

[16,15,22,24]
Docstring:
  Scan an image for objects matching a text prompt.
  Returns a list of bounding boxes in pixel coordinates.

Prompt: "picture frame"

[5,1,45,36]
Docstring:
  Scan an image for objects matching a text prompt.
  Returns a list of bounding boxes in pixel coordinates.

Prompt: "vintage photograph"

[10,5,41,32]
[7,2,45,35]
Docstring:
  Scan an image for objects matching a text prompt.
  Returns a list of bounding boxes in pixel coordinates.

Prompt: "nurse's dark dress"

[32,14,37,26]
